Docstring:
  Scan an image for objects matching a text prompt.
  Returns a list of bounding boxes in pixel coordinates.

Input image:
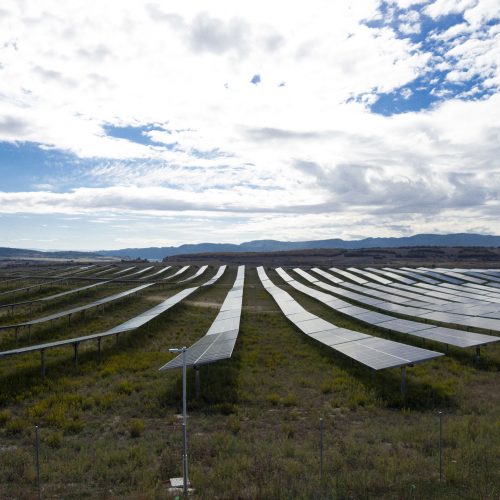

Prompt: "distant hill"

[0,247,110,261]
[98,233,500,260]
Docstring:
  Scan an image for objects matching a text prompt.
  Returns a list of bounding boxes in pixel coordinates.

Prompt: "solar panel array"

[316,268,500,329]
[258,267,442,370]
[0,266,228,366]
[335,271,500,332]
[111,266,136,276]
[202,266,227,287]
[160,265,244,370]
[163,266,190,280]
[139,266,171,279]
[280,268,499,348]
[0,278,68,297]
[177,265,208,283]
[0,283,154,333]
[0,280,111,312]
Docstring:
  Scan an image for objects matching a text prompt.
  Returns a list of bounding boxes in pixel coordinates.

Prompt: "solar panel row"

[0,283,155,332]
[163,266,190,280]
[177,265,208,283]
[259,267,442,372]
[281,268,499,349]
[0,280,111,311]
[160,265,244,370]
[0,278,68,298]
[0,266,228,374]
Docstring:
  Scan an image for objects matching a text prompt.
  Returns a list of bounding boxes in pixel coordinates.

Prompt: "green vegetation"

[0,265,498,498]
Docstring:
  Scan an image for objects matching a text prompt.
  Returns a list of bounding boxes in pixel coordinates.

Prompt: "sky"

[0,0,499,251]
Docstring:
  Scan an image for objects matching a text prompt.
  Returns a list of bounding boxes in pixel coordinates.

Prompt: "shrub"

[0,410,11,426]
[129,419,145,438]
[282,393,297,407]
[5,418,27,436]
[117,380,134,395]
[45,431,63,449]
[227,415,241,435]
[266,393,280,406]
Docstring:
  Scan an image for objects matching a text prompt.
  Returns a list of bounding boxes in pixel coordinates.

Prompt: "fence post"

[319,417,324,484]
[35,425,41,499]
[438,411,443,482]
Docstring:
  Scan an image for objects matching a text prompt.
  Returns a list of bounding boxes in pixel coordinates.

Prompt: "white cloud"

[425,0,477,19]
[398,10,421,34]
[0,0,499,248]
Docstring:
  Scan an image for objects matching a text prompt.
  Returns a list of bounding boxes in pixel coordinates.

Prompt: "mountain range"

[98,233,500,260]
[2,233,500,261]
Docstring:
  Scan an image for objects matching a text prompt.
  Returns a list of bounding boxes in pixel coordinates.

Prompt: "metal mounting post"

[73,343,79,366]
[40,350,45,378]
[97,337,101,362]
[182,347,188,497]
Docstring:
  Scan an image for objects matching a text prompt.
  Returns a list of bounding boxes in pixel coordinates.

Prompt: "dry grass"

[0,265,497,499]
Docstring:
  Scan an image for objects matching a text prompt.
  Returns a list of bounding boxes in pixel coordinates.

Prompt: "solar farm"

[0,263,498,498]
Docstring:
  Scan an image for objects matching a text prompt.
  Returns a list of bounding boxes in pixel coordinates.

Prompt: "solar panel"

[388,268,439,284]
[408,268,463,285]
[202,266,227,287]
[0,278,68,298]
[111,266,136,276]
[177,266,208,283]
[347,268,392,285]
[139,266,172,279]
[367,268,416,284]
[0,283,155,332]
[160,266,245,370]
[0,266,228,366]
[89,266,117,277]
[119,266,154,278]
[329,268,367,284]
[257,267,442,371]
[0,280,111,311]
[432,268,485,284]
[163,266,190,280]
[311,268,344,284]
[275,268,500,348]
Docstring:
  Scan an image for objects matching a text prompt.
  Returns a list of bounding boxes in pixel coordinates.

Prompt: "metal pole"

[319,417,324,483]
[439,411,443,482]
[40,350,45,378]
[97,337,101,362]
[182,347,188,497]
[35,425,41,500]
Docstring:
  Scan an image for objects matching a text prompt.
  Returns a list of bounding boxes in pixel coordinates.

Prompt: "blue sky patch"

[102,124,158,146]
[365,3,498,115]
[250,74,261,85]
[0,141,80,192]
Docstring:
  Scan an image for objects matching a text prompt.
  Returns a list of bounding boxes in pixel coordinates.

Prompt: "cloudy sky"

[1,0,499,250]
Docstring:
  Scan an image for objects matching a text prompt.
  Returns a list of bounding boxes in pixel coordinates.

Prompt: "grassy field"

[0,265,498,499]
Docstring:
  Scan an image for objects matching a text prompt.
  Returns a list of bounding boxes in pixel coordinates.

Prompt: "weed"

[282,393,297,407]
[129,419,145,438]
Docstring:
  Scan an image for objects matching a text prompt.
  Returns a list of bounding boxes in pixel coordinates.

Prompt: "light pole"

[169,347,189,496]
